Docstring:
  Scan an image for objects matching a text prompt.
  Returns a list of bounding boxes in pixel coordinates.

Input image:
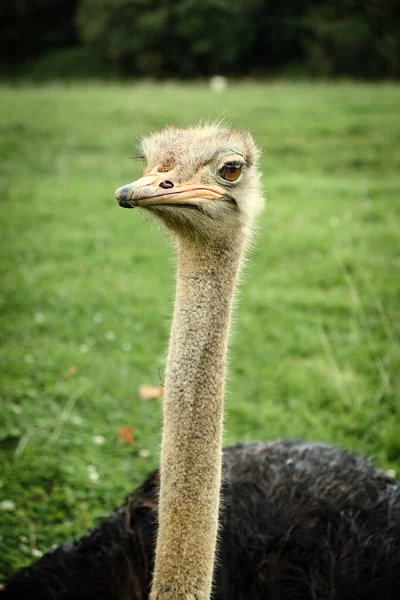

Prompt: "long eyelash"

[225,161,244,168]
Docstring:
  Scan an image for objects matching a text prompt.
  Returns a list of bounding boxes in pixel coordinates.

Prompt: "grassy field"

[0,82,399,578]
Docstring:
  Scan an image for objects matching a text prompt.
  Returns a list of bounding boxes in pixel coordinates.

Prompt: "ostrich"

[2,124,400,600]
[128,124,264,600]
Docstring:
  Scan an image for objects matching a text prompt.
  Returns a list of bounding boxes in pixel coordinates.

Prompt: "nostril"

[159,180,174,189]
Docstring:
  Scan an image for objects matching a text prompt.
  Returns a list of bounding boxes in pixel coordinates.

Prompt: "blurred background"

[0,0,399,583]
[1,0,400,80]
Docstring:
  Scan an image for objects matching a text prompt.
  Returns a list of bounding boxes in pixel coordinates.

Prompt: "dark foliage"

[0,0,80,75]
[0,0,399,78]
[305,0,400,78]
[2,442,400,599]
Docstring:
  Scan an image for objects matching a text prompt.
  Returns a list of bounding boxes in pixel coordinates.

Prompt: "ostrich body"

[2,125,400,599]
[3,442,400,599]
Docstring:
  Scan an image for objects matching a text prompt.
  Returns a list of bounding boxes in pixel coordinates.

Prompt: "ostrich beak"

[115,175,224,209]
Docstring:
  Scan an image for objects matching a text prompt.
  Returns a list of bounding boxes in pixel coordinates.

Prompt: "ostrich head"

[115,123,263,244]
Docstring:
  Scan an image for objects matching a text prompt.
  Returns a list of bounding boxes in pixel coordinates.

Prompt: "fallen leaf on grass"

[138,385,163,401]
[118,426,134,445]
[60,365,79,379]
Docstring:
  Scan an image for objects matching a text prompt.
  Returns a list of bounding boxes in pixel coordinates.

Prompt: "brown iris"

[220,163,242,182]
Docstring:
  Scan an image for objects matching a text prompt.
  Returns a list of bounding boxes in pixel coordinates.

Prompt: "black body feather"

[2,441,400,599]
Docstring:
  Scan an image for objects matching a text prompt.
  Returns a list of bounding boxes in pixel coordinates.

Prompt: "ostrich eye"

[220,163,242,182]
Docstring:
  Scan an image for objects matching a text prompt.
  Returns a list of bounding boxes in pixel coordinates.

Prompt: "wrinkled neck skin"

[150,231,247,600]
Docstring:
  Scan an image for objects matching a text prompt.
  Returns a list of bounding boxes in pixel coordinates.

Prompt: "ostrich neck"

[150,236,245,600]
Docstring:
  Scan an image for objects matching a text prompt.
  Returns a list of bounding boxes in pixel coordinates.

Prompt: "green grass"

[0,81,399,578]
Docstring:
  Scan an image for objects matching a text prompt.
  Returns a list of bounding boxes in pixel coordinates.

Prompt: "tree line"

[1,0,399,79]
